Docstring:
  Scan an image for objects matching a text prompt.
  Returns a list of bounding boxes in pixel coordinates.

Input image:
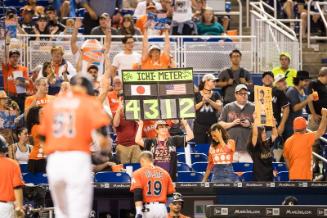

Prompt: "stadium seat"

[177,162,192,172]
[123,163,141,172]
[176,172,203,182]
[275,171,289,182]
[177,153,208,163]
[192,162,208,172]
[233,162,253,172]
[94,172,131,183]
[239,171,253,182]
[194,144,210,156]
[176,145,185,153]
[272,162,288,172]
[20,164,28,174]
[23,173,48,185]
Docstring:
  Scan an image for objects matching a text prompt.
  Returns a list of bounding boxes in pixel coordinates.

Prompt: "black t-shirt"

[46,20,65,34]
[248,138,274,181]
[195,91,221,125]
[308,79,327,116]
[144,136,185,181]
[272,87,290,125]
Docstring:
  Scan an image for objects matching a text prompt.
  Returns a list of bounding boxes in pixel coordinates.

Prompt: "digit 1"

[165,99,172,119]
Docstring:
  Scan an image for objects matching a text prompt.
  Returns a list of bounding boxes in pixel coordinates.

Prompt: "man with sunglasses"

[219,84,255,162]
[168,192,190,218]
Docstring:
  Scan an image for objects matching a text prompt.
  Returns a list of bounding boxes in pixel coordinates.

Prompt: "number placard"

[143,99,160,120]
[160,99,177,119]
[125,100,141,120]
[179,98,195,118]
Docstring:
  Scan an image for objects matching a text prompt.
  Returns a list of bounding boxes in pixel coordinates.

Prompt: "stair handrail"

[307,1,327,48]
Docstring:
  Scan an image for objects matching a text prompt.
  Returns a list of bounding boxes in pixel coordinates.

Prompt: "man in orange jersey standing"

[39,75,111,218]
[130,151,175,218]
[284,108,327,181]
[0,135,25,218]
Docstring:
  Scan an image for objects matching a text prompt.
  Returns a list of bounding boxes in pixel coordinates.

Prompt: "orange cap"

[293,117,307,131]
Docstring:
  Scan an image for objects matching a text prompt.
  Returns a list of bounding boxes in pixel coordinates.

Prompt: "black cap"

[296,70,311,80]
[9,50,20,57]
[45,5,56,12]
[262,71,274,79]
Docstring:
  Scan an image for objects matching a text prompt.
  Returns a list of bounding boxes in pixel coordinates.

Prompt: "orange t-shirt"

[24,95,55,112]
[39,92,110,154]
[107,90,120,114]
[283,132,315,181]
[141,53,170,70]
[142,120,157,138]
[136,15,147,34]
[0,156,24,202]
[130,165,175,203]
[2,64,31,95]
[168,214,190,218]
[207,139,235,170]
[29,125,44,160]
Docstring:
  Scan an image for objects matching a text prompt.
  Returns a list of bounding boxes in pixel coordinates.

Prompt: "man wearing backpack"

[217,49,253,105]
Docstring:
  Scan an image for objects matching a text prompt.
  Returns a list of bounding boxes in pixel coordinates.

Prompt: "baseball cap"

[234,84,248,93]
[37,14,47,21]
[274,74,286,83]
[296,70,311,80]
[0,91,8,99]
[202,73,218,82]
[172,192,184,202]
[262,71,274,79]
[100,13,110,19]
[0,135,8,153]
[293,116,307,131]
[45,5,56,12]
[148,44,161,53]
[155,120,169,129]
[9,50,20,57]
[280,52,291,60]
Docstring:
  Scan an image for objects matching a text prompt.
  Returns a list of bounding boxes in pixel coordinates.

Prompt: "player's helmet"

[172,192,184,203]
[70,75,94,96]
[0,135,8,153]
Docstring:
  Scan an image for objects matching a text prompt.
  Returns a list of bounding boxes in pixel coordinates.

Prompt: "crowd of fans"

[0,0,327,185]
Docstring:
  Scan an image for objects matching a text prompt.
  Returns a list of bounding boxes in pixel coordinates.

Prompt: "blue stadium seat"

[177,162,192,172]
[233,162,253,172]
[177,153,208,163]
[272,162,287,172]
[192,162,208,172]
[94,172,131,183]
[123,163,140,172]
[239,171,253,182]
[194,144,210,156]
[23,173,48,184]
[176,172,203,182]
[275,171,289,182]
[20,164,28,174]
[176,146,185,153]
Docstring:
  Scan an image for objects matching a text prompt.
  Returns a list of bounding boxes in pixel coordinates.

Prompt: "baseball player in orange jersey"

[39,75,111,218]
[130,151,175,218]
[0,135,25,218]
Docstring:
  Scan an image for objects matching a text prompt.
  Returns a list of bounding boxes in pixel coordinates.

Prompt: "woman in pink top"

[202,123,239,182]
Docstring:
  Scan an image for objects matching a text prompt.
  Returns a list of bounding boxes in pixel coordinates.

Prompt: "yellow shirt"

[272,67,297,87]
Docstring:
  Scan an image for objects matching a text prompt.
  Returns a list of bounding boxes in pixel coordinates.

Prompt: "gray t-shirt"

[218,68,251,104]
[285,87,306,126]
[219,101,255,151]
[90,26,119,35]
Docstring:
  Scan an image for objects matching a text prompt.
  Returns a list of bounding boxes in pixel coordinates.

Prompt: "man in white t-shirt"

[71,17,111,75]
[112,36,141,78]
[134,0,162,19]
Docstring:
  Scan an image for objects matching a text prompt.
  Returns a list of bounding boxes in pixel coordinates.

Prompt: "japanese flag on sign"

[131,85,151,96]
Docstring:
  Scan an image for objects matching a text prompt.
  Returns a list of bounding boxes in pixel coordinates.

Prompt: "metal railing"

[246,0,278,27]
[250,1,302,71]
[8,34,256,73]
[307,1,327,48]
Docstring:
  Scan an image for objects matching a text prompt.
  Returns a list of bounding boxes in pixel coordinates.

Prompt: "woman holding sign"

[135,119,193,181]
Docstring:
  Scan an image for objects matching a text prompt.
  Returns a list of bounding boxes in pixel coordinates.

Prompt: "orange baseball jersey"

[39,92,110,154]
[207,139,236,170]
[130,165,175,203]
[0,156,24,202]
[29,125,44,160]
